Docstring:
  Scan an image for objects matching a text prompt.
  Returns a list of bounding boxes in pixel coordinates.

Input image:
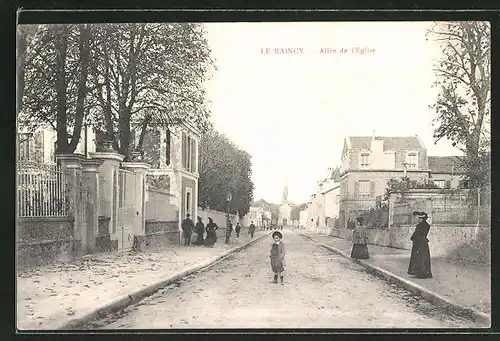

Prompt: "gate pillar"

[81,159,103,254]
[121,162,150,245]
[88,151,124,251]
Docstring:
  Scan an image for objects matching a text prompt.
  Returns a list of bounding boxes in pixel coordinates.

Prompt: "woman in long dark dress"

[193,217,205,246]
[350,216,369,259]
[204,217,218,247]
[407,211,433,279]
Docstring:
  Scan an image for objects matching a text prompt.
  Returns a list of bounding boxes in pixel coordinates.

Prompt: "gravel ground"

[84,230,475,329]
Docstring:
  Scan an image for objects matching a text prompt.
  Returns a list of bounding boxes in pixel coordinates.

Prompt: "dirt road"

[85,229,474,329]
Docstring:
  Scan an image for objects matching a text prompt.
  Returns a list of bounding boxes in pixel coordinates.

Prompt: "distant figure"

[181,214,195,246]
[235,222,241,238]
[350,216,369,259]
[193,217,205,246]
[408,211,433,279]
[270,231,286,285]
[225,220,233,244]
[204,217,218,247]
[249,221,256,238]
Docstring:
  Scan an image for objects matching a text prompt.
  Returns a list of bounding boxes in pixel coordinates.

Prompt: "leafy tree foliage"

[198,129,254,218]
[18,23,214,160]
[427,22,491,189]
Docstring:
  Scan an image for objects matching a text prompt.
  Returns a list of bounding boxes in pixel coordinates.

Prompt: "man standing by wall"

[181,214,195,246]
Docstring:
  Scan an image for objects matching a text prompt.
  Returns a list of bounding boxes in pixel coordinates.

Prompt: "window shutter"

[353,181,359,199]
[370,181,376,197]
[181,133,186,169]
[445,180,451,189]
[191,139,196,173]
[165,129,171,166]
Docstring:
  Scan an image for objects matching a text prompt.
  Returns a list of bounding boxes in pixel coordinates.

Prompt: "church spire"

[282,180,288,203]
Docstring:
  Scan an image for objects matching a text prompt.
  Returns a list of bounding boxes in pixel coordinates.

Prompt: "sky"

[204,22,463,205]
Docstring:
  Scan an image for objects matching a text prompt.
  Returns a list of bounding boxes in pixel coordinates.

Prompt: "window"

[182,133,197,173]
[358,180,370,199]
[360,153,370,168]
[18,133,32,161]
[407,152,418,168]
[186,190,191,216]
[434,180,445,189]
[165,129,171,166]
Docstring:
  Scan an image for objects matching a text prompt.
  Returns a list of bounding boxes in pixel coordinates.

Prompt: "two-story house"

[338,134,432,228]
[139,123,200,224]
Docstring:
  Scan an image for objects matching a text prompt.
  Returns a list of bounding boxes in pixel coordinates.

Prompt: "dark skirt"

[408,240,432,278]
[204,231,217,247]
[351,243,369,259]
[193,234,204,245]
[270,256,284,274]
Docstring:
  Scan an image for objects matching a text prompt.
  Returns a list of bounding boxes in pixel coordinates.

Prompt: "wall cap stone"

[17,216,75,223]
[88,152,125,162]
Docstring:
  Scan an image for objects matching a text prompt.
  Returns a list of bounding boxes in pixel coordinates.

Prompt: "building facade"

[338,135,431,228]
[242,206,271,228]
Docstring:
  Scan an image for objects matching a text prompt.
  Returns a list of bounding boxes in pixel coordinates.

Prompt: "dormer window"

[407,152,418,169]
[360,153,370,168]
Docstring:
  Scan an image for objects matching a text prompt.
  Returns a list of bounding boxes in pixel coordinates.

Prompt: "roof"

[428,156,466,174]
[347,136,425,150]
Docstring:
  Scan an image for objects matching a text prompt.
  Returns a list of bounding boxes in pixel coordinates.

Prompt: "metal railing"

[17,162,69,217]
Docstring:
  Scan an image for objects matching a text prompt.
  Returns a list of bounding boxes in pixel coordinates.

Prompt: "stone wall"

[145,188,178,221]
[16,217,79,268]
[135,220,180,251]
[339,224,490,264]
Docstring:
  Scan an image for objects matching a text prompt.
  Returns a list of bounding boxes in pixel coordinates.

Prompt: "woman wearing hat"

[270,231,286,284]
[350,216,370,259]
[407,211,433,279]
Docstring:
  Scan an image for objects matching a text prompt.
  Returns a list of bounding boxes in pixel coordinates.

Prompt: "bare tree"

[427,21,491,188]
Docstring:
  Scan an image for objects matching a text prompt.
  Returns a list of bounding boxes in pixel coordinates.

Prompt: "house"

[304,167,340,234]
[17,122,200,233]
[241,206,271,228]
[338,134,432,229]
[17,127,96,164]
[138,123,200,225]
[428,156,466,189]
[299,209,308,229]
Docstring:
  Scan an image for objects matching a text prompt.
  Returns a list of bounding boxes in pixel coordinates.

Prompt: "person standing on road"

[270,231,286,284]
[249,221,256,238]
[235,222,241,238]
[350,216,369,259]
[204,217,218,247]
[193,217,205,246]
[181,214,195,246]
[225,220,233,244]
[408,211,433,279]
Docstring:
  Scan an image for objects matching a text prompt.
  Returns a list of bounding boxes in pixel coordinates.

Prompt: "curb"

[299,234,491,328]
[57,231,272,330]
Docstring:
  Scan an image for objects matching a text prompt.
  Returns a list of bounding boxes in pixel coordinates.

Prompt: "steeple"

[282,172,289,204]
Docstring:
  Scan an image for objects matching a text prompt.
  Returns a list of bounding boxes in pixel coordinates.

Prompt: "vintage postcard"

[16,18,491,330]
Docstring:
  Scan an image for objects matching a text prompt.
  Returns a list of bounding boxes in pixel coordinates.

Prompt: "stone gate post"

[81,159,103,254]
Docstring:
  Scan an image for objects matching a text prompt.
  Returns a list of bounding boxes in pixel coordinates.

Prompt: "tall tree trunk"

[17,27,28,116]
[54,25,70,153]
[118,99,131,160]
[69,24,91,152]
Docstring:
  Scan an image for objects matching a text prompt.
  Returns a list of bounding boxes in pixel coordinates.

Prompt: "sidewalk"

[302,234,491,318]
[17,230,269,330]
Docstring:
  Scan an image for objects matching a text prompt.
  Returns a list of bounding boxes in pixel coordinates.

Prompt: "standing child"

[270,231,286,285]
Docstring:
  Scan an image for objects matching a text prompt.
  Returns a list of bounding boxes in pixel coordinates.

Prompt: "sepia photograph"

[16,18,491,330]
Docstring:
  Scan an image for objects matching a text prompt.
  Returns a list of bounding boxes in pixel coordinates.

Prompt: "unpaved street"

[85,230,474,329]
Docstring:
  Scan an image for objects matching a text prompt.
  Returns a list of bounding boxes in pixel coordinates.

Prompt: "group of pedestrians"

[180,214,258,247]
[349,210,433,279]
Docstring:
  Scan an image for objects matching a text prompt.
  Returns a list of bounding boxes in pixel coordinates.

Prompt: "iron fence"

[17,161,70,217]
